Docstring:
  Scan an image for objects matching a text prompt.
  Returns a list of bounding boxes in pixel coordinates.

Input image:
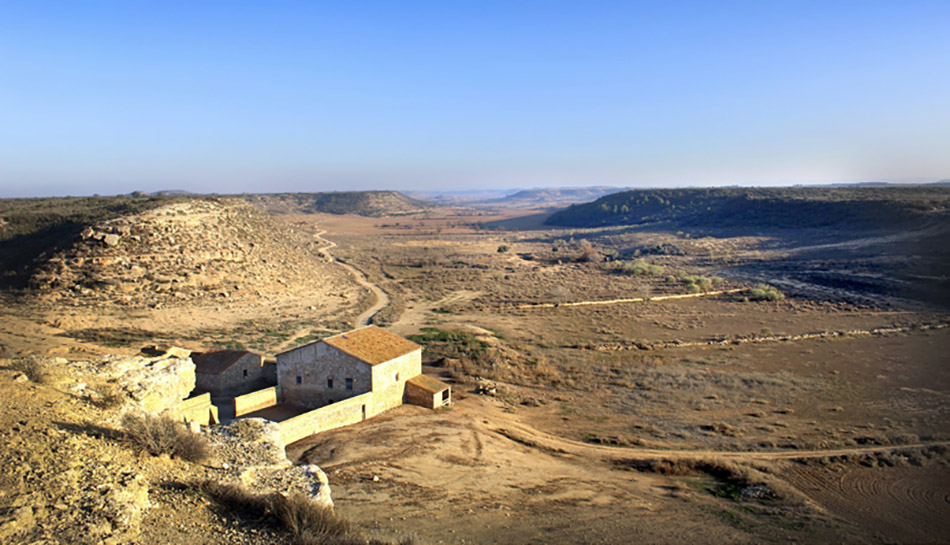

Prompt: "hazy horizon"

[2,1,949,198]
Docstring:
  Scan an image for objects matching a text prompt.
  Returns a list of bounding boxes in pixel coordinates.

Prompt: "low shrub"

[8,357,50,383]
[198,481,411,545]
[617,259,664,276]
[121,413,209,462]
[749,284,785,301]
[680,275,714,292]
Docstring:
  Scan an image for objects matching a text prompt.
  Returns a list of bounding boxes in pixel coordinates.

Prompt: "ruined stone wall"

[173,392,218,425]
[278,391,375,445]
[277,342,371,409]
[370,350,422,413]
[234,386,280,417]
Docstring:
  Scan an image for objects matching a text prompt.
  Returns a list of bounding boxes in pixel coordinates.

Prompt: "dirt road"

[313,229,390,328]
[291,394,949,544]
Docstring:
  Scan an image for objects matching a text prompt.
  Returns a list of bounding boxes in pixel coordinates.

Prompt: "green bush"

[749,284,785,301]
[680,275,714,292]
[497,244,510,253]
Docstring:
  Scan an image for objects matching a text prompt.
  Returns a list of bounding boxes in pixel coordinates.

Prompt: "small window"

[395,372,400,382]
[296,376,302,385]
[345,378,353,390]
[327,378,333,389]
[243,369,248,379]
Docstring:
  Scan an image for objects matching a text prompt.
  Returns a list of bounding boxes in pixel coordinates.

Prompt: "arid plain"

[1,189,948,544]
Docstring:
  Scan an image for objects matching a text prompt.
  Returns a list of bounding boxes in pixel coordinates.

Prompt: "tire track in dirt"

[780,463,950,542]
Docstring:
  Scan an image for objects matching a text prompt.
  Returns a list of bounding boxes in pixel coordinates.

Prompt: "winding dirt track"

[490,414,949,463]
[313,229,390,328]
[311,225,948,465]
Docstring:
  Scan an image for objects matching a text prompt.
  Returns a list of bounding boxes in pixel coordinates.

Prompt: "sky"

[1,1,949,197]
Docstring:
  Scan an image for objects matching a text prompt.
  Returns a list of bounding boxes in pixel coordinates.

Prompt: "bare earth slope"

[241,191,432,217]
[28,198,344,308]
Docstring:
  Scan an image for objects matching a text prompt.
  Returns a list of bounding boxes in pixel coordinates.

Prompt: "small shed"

[406,375,452,409]
[193,350,275,397]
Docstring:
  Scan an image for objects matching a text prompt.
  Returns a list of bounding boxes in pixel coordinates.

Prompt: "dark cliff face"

[545,186,950,231]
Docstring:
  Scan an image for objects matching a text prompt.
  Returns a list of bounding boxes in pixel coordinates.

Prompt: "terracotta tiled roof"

[192,350,256,375]
[321,325,421,366]
[407,374,450,393]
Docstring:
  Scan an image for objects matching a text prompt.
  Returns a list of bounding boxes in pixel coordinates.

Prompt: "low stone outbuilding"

[193,350,275,397]
[406,374,452,409]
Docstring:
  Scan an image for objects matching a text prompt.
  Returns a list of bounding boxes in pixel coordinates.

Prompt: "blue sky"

[1,1,949,197]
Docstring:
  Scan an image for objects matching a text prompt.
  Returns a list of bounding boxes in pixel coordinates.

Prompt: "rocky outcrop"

[29,199,348,308]
[65,353,196,416]
[208,418,333,508]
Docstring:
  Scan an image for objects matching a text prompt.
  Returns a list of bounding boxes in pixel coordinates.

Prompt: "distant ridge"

[240,190,432,217]
[546,186,950,230]
[496,186,626,205]
[150,189,196,196]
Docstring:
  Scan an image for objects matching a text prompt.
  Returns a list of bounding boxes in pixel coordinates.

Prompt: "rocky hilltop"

[28,198,348,308]
[240,190,432,217]
[0,353,331,544]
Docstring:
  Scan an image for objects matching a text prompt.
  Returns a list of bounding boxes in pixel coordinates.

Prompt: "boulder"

[208,418,333,508]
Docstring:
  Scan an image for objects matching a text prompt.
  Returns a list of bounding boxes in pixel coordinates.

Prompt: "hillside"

[24,198,349,308]
[545,186,950,230]
[494,186,626,207]
[240,191,432,217]
[0,195,185,290]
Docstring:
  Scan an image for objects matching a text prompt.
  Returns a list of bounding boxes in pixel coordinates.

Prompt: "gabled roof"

[407,374,451,393]
[321,325,421,366]
[192,350,257,375]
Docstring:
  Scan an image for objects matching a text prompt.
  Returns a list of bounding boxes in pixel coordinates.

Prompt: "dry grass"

[615,456,808,505]
[8,356,50,383]
[121,413,209,463]
[198,481,412,545]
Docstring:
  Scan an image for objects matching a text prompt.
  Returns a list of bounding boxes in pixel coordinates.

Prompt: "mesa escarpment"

[27,199,352,308]
[240,190,432,217]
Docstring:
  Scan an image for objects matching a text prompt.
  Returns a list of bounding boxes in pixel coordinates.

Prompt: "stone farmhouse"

[216,325,451,444]
[192,349,276,398]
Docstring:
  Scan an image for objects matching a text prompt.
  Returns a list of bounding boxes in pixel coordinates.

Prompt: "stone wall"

[277,342,372,409]
[405,382,437,409]
[196,352,275,398]
[173,392,218,426]
[278,391,375,445]
[234,387,280,417]
[370,350,422,413]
